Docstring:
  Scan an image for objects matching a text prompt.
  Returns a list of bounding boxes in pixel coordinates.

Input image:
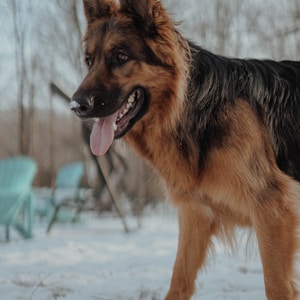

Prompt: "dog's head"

[71,0,189,156]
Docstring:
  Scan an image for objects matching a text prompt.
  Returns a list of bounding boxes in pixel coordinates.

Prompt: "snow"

[0,203,267,300]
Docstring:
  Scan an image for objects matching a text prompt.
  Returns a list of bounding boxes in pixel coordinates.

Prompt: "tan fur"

[77,1,300,299]
[127,98,300,300]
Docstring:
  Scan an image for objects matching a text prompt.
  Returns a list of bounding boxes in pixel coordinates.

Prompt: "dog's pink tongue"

[90,113,117,156]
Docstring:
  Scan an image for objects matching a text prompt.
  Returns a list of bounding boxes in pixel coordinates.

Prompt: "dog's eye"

[117,51,129,64]
[110,49,130,67]
[85,54,93,69]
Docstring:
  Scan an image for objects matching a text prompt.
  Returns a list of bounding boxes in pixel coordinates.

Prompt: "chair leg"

[28,193,34,237]
[14,222,32,239]
[72,207,82,223]
[13,194,34,239]
[97,158,130,233]
[109,195,130,233]
[46,206,60,233]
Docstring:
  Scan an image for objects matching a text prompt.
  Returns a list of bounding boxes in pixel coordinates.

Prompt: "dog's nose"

[70,92,94,117]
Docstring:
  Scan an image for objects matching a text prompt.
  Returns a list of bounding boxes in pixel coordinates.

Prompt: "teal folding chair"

[46,162,84,233]
[0,156,37,241]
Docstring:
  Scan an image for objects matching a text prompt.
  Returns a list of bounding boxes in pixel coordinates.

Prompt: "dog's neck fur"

[124,40,202,192]
[122,1,299,187]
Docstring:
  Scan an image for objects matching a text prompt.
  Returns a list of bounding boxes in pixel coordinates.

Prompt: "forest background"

[0,0,299,204]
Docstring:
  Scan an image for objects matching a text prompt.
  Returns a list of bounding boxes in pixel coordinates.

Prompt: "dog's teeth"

[128,95,135,103]
[113,122,117,131]
[117,101,134,122]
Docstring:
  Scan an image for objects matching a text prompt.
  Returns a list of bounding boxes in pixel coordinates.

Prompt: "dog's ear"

[83,0,116,24]
[120,0,159,34]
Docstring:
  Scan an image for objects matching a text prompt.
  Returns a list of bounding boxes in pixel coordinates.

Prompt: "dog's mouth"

[90,88,147,156]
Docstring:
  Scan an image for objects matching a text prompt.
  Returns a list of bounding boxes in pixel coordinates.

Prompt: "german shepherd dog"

[70,0,300,299]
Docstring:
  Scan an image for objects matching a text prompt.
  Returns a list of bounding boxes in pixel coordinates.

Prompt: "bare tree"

[38,0,85,85]
[5,0,41,156]
[10,0,30,154]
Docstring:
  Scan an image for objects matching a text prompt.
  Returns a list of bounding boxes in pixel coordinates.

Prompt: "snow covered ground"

[0,204,267,300]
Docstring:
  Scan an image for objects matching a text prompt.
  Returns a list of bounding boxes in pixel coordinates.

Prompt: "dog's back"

[189,44,300,180]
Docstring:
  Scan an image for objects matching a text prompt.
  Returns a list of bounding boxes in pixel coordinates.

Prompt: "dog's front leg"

[165,198,216,300]
[253,190,299,300]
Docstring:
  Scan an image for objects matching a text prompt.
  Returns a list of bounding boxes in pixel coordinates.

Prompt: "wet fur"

[73,1,300,299]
